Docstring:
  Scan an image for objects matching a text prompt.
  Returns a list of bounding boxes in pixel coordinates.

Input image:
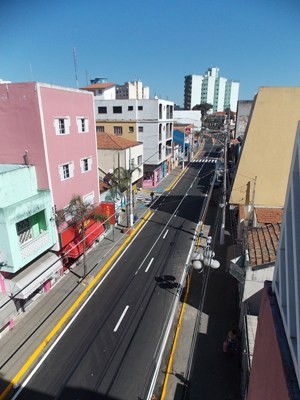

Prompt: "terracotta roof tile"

[80,82,115,90]
[255,207,283,224]
[97,132,141,150]
[247,223,281,267]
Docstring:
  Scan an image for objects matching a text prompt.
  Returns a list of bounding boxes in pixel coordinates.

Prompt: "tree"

[192,103,213,126]
[110,165,140,228]
[56,195,106,279]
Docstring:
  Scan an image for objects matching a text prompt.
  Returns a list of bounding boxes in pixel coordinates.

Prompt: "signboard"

[100,202,115,225]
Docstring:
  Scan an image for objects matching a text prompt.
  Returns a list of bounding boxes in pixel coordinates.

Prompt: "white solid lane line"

[113,305,129,332]
[145,257,154,273]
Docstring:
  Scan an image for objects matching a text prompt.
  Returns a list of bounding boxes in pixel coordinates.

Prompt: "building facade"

[184,67,239,112]
[0,82,100,212]
[94,98,174,187]
[247,126,300,397]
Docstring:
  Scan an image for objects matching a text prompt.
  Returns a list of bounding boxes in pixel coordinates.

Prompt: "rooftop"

[248,223,281,268]
[97,132,141,150]
[80,82,115,90]
[255,207,283,224]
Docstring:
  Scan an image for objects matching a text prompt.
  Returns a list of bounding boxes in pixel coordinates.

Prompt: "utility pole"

[219,118,230,245]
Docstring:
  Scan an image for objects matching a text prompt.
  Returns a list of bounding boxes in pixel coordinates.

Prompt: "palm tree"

[57,195,106,278]
[110,165,140,228]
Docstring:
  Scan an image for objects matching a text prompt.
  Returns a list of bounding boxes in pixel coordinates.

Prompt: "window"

[129,126,134,133]
[98,106,107,114]
[16,218,32,244]
[77,117,89,133]
[128,106,133,111]
[54,117,70,135]
[114,126,123,135]
[138,106,143,111]
[80,157,92,173]
[138,126,143,133]
[59,162,74,181]
[113,106,122,114]
[96,126,105,133]
[138,155,142,166]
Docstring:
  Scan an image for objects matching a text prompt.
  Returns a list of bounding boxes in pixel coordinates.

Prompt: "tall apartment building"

[184,67,239,112]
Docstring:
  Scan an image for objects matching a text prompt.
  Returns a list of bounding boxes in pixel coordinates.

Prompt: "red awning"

[85,222,104,247]
[63,237,83,259]
[62,223,104,259]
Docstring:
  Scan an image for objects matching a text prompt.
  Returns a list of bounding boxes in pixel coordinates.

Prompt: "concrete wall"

[235,100,253,139]
[247,283,292,400]
[0,82,49,188]
[0,165,56,272]
[39,84,99,209]
[230,87,300,207]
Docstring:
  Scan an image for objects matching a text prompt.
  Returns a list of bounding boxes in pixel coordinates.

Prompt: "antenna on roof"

[73,47,79,89]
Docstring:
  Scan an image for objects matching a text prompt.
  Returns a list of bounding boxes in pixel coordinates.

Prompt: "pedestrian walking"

[150,191,155,202]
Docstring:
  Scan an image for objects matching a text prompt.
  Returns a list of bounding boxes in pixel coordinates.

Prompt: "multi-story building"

[184,67,239,112]
[94,98,174,187]
[116,81,149,99]
[81,79,149,100]
[0,82,99,212]
[0,82,100,315]
[246,122,300,399]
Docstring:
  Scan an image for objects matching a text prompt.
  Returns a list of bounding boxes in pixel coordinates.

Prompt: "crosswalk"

[135,191,153,205]
[193,158,218,163]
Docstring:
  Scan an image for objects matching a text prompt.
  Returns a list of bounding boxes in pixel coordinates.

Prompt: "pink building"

[0,82,99,212]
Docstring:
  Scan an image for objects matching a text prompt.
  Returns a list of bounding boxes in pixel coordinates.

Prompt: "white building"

[94,98,174,188]
[116,81,150,99]
[184,67,239,112]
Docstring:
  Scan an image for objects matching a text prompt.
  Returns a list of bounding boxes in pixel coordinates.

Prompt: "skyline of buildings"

[184,67,240,112]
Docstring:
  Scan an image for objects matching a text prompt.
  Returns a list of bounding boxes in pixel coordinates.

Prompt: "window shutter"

[85,118,89,132]
[69,162,74,177]
[76,118,82,133]
[54,119,59,134]
[88,157,92,170]
[59,165,64,180]
[65,118,71,134]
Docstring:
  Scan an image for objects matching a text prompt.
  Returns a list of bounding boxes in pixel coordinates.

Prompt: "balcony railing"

[20,231,51,259]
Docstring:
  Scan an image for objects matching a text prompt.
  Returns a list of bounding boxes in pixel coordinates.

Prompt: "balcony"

[20,231,51,260]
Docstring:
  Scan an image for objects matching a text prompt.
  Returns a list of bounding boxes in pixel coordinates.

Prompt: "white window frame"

[83,192,95,206]
[59,161,74,181]
[54,117,70,135]
[80,156,92,173]
[76,117,89,133]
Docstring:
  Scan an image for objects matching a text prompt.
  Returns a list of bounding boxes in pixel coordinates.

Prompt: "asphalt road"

[11,145,218,400]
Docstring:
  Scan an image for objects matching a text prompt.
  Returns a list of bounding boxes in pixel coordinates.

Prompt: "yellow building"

[96,121,138,141]
[230,87,300,211]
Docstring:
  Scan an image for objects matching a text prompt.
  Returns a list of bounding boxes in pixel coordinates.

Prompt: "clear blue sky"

[1,0,299,106]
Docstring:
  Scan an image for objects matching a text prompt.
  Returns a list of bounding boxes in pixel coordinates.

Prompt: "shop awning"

[63,238,83,259]
[5,252,62,299]
[63,223,105,259]
[85,222,104,247]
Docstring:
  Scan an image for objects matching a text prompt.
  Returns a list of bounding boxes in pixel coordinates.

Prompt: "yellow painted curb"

[0,209,152,400]
[160,273,191,400]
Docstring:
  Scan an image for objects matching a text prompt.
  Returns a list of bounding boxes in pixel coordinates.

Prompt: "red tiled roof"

[97,132,141,150]
[80,82,115,90]
[255,207,283,224]
[247,223,281,267]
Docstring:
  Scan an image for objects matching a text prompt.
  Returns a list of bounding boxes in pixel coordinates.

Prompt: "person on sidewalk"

[223,329,237,354]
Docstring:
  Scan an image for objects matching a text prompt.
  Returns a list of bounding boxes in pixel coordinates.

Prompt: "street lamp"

[191,234,220,272]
